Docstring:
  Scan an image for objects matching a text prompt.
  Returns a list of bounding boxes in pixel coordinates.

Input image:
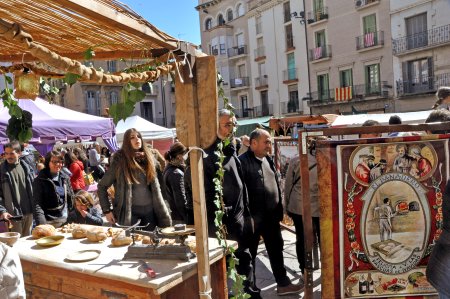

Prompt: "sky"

[119,0,201,45]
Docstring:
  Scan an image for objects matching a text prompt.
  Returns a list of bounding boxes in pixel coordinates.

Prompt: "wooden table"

[15,233,229,298]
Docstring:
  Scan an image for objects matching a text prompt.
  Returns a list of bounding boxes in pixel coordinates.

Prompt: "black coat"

[203,138,251,240]
[163,164,188,222]
[33,169,74,225]
[239,149,283,226]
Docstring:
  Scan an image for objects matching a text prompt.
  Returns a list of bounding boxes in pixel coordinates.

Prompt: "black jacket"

[33,169,74,225]
[203,138,251,239]
[163,164,188,222]
[0,160,34,216]
[239,149,283,226]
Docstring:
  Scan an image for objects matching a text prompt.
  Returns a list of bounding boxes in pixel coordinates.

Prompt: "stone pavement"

[254,229,322,299]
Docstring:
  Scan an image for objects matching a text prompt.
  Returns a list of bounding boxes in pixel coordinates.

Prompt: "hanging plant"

[108,82,147,124]
[214,75,250,299]
[2,75,33,142]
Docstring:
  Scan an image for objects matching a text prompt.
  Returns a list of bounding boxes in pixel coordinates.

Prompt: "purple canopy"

[0,98,118,154]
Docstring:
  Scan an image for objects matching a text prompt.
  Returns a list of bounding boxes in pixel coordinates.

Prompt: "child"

[67,190,103,225]
[410,161,419,179]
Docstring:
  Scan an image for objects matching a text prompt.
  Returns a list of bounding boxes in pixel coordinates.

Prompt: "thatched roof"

[0,0,187,62]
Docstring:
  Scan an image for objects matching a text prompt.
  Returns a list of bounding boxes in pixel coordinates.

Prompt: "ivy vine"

[214,76,250,299]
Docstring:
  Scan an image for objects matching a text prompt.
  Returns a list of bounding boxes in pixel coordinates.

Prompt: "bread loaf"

[32,224,56,239]
[111,232,133,246]
[86,227,108,242]
[71,225,88,239]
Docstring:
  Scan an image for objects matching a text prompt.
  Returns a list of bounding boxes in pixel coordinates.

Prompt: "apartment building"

[306,0,394,115]
[196,0,309,118]
[391,0,450,112]
[196,0,255,118]
[59,60,176,127]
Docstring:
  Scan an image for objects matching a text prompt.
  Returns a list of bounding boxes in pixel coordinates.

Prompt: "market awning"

[236,116,271,137]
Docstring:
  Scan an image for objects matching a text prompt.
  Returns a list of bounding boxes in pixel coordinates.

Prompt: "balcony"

[255,76,268,89]
[309,82,389,105]
[227,45,247,58]
[254,46,266,61]
[356,31,384,50]
[396,73,450,97]
[309,45,332,61]
[248,0,271,11]
[355,0,379,9]
[253,104,273,117]
[393,24,450,55]
[234,108,250,118]
[230,77,250,89]
[283,68,298,82]
[281,100,301,114]
[307,7,328,24]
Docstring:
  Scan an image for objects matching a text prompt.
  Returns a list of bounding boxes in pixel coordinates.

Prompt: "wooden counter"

[15,233,230,298]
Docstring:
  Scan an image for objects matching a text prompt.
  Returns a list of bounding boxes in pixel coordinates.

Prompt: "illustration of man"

[370,159,387,181]
[409,146,432,178]
[392,144,414,174]
[355,154,370,183]
[375,197,397,242]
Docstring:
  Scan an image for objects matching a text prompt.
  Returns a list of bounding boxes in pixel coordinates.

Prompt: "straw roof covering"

[0,0,183,62]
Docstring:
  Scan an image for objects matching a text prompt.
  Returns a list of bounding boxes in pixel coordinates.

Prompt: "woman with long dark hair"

[97,128,171,229]
[64,151,85,192]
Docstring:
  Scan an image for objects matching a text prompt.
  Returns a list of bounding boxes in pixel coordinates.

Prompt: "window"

[205,18,212,30]
[109,91,119,106]
[238,64,246,78]
[313,0,324,17]
[403,58,433,94]
[340,69,353,87]
[86,90,101,115]
[315,30,326,47]
[283,1,291,23]
[256,16,262,34]
[107,60,117,73]
[237,3,245,17]
[406,13,427,49]
[220,43,226,55]
[258,62,266,77]
[288,85,299,112]
[227,9,233,21]
[241,95,248,117]
[365,64,380,94]
[285,24,294,49]
[260,90,269,116]
[363,14,376,34]
[140,102,153,122]
[317,73,329,101]
[218,14,225,26]
[236,33,244,47]
[287,53,296,80]
[211,45,219,55]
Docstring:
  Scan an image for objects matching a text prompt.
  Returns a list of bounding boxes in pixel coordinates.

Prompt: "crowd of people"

[1,87,450,298]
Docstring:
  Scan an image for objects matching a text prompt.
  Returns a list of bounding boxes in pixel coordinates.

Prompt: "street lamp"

[291,8,312,115]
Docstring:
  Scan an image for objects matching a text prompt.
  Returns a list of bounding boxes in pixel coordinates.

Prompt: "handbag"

[83,171,95,186]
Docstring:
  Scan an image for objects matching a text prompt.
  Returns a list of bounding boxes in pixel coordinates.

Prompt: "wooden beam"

[0,49,169,62]
[56,0,178,49]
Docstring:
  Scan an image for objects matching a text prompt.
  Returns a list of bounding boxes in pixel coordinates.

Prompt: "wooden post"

[299,131,313,299]
[176,56,219,298]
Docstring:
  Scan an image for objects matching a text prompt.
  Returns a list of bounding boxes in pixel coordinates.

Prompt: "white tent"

[331,110,433,127]
[115,115,176,142]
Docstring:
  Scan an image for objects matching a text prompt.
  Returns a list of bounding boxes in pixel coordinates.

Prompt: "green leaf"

[64,73,81,87]
[128,89,146,103]
[5,75,12,85]
[83,47,95,60]
[9,105,23,118]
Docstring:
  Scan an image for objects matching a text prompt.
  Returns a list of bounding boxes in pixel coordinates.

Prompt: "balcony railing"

[283,68,298,81]
[309,45,332,61]
[248,0,271,11]
[230,77,250,88]
[396,73,450,96]
[356,31,384,50]
[393,24,450,55]
[255,76,268,88]
[253,104,273,117]
[355,0,379,9]
[254,46,265,59]
[234,108,250,118]
[309,82,388,104]
[281,100,300,114]
[228,45,247,57]
[307,7,328,24]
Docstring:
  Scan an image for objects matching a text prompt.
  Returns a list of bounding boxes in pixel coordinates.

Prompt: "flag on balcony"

[313,46,322,60]
[335,86,352,101]
[364,32,375,47]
